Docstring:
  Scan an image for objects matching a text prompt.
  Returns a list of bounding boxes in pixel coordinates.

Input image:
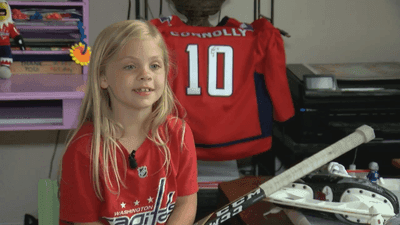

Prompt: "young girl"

[57,20,198,225]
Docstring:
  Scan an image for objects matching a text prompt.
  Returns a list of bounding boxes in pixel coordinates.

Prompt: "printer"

[284,62,400,144]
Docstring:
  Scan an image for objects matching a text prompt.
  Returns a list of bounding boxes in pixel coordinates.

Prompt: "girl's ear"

[100,75,108,89]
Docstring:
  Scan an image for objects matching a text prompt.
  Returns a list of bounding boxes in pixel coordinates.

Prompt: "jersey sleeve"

[150,17,167,27]
[150,15,185,27]
[9,24,20,39]
[59,135,103,224]
[175,121,198,196]
[256,20,295,122]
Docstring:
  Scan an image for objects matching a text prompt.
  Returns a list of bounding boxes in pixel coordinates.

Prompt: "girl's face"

[101,38,166,112]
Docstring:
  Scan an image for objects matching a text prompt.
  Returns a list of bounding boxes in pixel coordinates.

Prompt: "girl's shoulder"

[66,121,94,156]
[72,121,94,142]
[163,115,194,149]
[164,115,192,137]
[165,115,185,129]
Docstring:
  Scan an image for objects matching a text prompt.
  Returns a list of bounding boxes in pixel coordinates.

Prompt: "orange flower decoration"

[70,42,91,66]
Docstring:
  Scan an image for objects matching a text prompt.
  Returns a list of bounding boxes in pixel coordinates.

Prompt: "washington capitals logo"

[159,16,172,26]
[0,32,6,39]
[240,23,254,31]
[104,178,175,225]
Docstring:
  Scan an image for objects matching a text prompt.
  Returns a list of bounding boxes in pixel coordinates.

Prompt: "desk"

[217,176,293,225]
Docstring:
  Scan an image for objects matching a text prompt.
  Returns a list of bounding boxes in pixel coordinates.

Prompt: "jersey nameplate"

[170,28,249,39]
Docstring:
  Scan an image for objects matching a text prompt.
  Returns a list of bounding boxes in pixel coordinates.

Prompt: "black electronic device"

[285,63,400,144]
[129,151,138,169]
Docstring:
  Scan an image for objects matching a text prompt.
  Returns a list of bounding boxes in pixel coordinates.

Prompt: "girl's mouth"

[133,89,153,96]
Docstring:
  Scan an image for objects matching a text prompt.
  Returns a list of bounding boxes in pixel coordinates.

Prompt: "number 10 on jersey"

[186,44,233,97]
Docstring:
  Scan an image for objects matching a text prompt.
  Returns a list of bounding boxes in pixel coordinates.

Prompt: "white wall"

[278,0,400,63]
[87,0,400,64]
[1,0,400,224]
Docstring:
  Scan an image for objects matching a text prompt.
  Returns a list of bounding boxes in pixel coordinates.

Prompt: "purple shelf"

[0,91,84,100]
[0,74,85,131]
[17,26,78,30]
[12,50,70,55]
[2,0,89,131]
[0,124,79,131]
[0,74,86,99]
[8,1,85,6]
[0,101,81,130]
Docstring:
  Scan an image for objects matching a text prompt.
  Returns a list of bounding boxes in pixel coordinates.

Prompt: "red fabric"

[151,16,294,161]
[59,117,198,224]
[0,59,11,66]
[0,23,20,46]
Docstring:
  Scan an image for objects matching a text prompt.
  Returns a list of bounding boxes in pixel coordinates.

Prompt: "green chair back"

[38,179,59,225]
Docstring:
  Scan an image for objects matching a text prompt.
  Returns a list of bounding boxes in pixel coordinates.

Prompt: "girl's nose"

[139,68,152,80]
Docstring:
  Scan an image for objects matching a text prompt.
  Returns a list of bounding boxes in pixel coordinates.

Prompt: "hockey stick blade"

[194,125,375,225]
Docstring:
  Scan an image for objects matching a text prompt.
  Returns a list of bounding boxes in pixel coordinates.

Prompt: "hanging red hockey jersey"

[151,16,294,161]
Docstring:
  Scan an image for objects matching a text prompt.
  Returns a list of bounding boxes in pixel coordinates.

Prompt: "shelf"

[17,26,78,30]
[0,74,85,94]
[12,50,70,55]
[8,1,85,7]
[3,0,89,131]
[0,74,85,131]
[0,91,84,101]
[15,18,79,24]
[0,100,63,126]
[0,118,63,125]
[0,97,82,131]
[0,124,73,131]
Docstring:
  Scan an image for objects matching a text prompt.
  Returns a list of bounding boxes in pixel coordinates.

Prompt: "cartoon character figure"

[0,0,25,79]
[366,161,380,183]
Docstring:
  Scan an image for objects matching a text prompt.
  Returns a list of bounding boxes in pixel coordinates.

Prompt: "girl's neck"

[112,107,151,138]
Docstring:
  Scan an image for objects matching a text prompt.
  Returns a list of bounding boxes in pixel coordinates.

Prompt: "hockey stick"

[194,125,375,225]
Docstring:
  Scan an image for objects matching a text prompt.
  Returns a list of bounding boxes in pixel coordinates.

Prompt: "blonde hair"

[57,20,186,201]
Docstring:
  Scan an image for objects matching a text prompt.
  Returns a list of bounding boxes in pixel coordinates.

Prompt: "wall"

[1,0,400,224]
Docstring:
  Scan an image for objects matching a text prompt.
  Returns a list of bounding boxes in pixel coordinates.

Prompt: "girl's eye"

[150,64,161,69]
[124,65,136,70]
